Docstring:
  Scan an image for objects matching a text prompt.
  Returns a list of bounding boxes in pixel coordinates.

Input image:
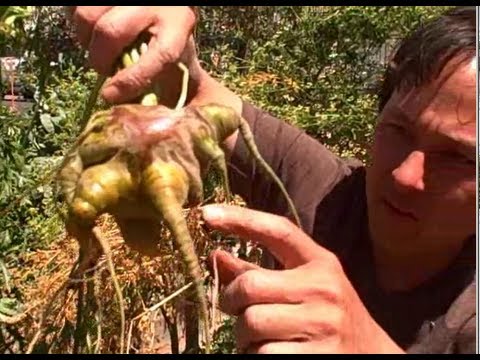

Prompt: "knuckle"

[308,278,343,306]
[323,251,342,270]
[324,285,343,305]
[93,18,119,42]
[238,270,263,302]
[327,307,345,333]
[152,13,167,29]
[122,67,144,86]
[157,44,181,65]
[275,215,296,239]
[75,7,99,26]
[309,306,344,338]
[278,214,295,231]
[309,249,343,274]
[114,68,150,95]
[242,306,262,334]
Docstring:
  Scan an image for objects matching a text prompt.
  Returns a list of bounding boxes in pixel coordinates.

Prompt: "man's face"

[366,58,476,255]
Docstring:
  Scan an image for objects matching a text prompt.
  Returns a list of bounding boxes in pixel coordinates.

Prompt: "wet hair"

[378,6,476,111]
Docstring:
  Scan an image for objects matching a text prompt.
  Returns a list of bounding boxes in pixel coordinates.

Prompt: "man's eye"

[454,154,475,165]
[464,157,476,166]
[432,151,475,166]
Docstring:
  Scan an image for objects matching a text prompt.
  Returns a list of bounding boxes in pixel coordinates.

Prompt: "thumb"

[208,249,259,286]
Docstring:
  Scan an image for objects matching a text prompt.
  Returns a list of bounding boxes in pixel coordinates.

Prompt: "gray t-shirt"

[226,101,476,354]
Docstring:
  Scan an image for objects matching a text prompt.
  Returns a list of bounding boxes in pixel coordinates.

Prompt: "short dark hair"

[378,6,476,111]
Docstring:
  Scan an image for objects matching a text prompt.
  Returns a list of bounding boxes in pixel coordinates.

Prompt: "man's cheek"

[449,179,476,204]
[424,164,476,196]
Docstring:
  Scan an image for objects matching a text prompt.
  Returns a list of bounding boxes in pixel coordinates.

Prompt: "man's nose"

[392,150,425,192]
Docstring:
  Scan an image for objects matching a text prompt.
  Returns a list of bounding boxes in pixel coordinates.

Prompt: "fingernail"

[201,204,225,222]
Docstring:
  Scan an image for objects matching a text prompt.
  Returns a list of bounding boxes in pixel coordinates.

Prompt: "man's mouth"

[382,199,418,221]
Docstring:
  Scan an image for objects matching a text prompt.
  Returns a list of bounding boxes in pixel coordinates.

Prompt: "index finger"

[201,204,327,268]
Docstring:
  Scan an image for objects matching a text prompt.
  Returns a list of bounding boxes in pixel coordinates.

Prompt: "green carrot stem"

[239,117,303,229]
[79,74,106,130]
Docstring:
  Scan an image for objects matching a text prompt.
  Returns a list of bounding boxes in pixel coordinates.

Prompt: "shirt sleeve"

[407,279,476,354]
[227,100,359,236]
[445,279,476,354]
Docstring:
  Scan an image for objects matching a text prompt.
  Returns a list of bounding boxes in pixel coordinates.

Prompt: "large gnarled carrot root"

[142,160,211,353]
[119,42,212,353]
[123,41,212,353]
[59,36,301,356]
